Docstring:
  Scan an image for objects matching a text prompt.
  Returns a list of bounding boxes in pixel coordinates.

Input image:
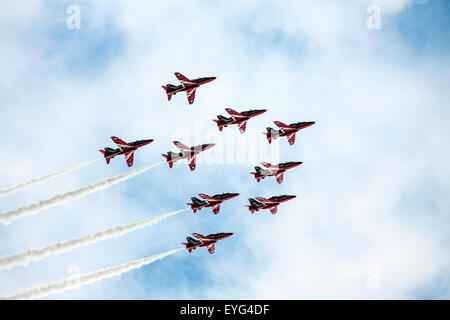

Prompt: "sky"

[0,0,449,299]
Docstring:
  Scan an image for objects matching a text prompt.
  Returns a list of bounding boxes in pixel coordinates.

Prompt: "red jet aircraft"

[162,141,215,171]
[250,161,303,184]
[182,232,233,254]
[246,195,296,214]
[99,136,154,167]
[162,72,216,105]
[187,193,239,214]
[213,108,266,133]
[264,121,315,145]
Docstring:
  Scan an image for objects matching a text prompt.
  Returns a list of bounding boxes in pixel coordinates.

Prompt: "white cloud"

[359,0,428,14]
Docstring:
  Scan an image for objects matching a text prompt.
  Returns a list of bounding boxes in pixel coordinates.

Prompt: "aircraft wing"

[186,87,196,104]
[198,194,216,200]
[111,136,131,150]
[276,173,284,184]
[124,150,135,167]
[175,72,194,87]
[255,197,274,204]
[192,233,209,240]
[270,206,278,215]
[173,141,191,151]
[238,120,247,134]
[261,162,275,168]
[225,108,245,117]
[274,121,291,129]
[287,133,296,145]
[212,204,220,215]
[188,155,196,171]
[207,243,215,254]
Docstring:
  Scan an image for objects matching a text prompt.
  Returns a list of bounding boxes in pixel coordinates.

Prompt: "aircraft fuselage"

[102,139,153,159]
[164,77,215,94]
[166,144,215,162]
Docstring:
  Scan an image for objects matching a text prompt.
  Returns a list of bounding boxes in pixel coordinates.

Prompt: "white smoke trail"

[3,248,183,300]
[0,158,101,198]
[0,162,162,225]
[0,208,187,270]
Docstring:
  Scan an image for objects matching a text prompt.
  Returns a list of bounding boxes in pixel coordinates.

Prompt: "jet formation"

[94,72,316,255]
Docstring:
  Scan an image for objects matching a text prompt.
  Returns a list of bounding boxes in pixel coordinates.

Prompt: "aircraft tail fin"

[212,119,224,131]
[186,236,198,244]
[161,153,173,168]
[186,200,199,213]
[99,150,110,164]
[161,86,173,101]
[246,198,261,213]
[214,115,231,132]
[191,197,205,205]
[217,115,230,122]
[182,236,200,252]
[262,131,271,143]
[245,205,255,214]
[251,168,262,182]
[181,242,193,253]
[264,127,279,143]
[250,172,261,182]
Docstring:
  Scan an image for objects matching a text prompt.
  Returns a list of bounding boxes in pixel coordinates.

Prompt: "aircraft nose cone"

[223,233,233,238]
[204,143,215,150]
[229,193,240,198]
[141,139,154,146]
[292,162,303,167]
